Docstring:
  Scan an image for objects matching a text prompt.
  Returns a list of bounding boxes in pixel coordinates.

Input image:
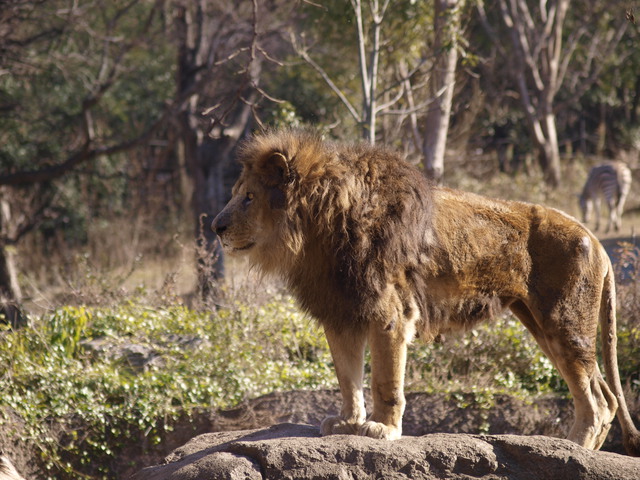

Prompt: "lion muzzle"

[211,210,230,237]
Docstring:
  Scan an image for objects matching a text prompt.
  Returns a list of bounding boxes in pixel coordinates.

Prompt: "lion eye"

[244,192,254,206]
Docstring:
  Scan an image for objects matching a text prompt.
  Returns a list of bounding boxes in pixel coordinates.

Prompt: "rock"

[80,338,163,371]
[131,423,640,480]
[79,335,209,372]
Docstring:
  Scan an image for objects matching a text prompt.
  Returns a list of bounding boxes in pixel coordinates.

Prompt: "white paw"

[359,420,401,440]
[320,416,361,436]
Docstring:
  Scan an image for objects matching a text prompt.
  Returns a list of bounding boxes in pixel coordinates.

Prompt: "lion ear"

[261,152,290,187]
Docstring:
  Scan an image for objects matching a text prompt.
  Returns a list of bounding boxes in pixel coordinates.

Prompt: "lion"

[212,128,640,455]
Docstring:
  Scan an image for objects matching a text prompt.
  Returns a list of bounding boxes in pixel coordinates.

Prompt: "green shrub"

[0,297,334,479]
[405,315,565,397]
[612,242,640,390]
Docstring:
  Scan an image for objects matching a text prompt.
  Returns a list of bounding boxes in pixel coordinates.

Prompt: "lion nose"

[211,211,230,236]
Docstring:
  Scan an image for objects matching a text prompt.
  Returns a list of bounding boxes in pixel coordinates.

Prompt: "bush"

[0,297,334,479]
[612,241,640,390]
[405,315,565,397]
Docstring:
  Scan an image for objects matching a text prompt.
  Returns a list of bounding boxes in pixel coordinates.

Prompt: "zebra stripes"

[0,456,26,480]
[579,161,632,232]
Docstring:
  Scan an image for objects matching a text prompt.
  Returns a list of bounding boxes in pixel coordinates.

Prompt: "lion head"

[211,129,325,274]
[212,128,435,325]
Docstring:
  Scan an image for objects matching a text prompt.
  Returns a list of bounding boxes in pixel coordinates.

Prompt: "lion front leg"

[359,320,410,441]
[320,326,367,436]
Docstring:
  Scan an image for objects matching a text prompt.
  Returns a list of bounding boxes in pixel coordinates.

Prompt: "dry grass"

[14,150,640,314]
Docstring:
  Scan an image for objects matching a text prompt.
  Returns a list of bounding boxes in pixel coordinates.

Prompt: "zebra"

[0,455,25,480]
[579,161,632,232]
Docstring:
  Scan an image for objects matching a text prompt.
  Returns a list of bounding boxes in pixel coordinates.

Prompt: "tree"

[174,0,254,298]
[499,0,568,187]
[0,0,173,316]
[173,0,292,300]
[0,0,289,307]
[477,0,628,187]
[290,0,472,185]
[423,0,463,184]
[291,0,420,143]
[351,0,389,144]
[559,2,635,154]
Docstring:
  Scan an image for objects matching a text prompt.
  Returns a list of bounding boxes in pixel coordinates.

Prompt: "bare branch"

[374,82,404,113]
[290,32,361,123]
[252,84,285,104]
[398,61,421,154]
[476,2,507,57]
[352,0,371,108]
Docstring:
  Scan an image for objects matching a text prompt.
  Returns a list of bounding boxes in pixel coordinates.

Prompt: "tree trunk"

[521,111,561,188]
[540,112,562,187]
[176,110,227,301]
[353,0,384,144]
[174,2,260,302]
[0,248,23,328]
[0,194,24,328]
[423,0,460,184]
[175,3,223,302]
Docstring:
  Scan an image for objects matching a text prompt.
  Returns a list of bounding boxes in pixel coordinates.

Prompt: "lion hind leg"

[320,327,367,436]
[511,301,615,449]
[552,350,616,450]
[591,372,617,449]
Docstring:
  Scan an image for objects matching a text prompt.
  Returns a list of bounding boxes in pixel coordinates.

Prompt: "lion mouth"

[225,242,255,253]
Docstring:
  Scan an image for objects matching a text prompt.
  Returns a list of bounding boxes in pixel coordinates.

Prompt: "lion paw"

[320,416,361,436]
[359,420,401,440]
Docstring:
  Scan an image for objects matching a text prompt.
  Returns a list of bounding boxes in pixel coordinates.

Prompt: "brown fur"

[212,129,640,454]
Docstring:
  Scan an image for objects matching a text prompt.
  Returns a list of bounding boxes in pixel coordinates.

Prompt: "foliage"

[0,0,173,171]
[3,0,640,297]
[0,0,176,264]
[406,315,565,397]
[0,296,334,479]
[612,241,640,389]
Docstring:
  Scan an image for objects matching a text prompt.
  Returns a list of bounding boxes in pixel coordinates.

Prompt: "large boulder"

[132,423,640,480]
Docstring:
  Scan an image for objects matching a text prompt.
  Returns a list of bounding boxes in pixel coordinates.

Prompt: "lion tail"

[601,262,640,456]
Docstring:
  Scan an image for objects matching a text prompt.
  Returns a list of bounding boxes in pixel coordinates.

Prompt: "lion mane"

[236,130,439,332]
[213,128,640,454]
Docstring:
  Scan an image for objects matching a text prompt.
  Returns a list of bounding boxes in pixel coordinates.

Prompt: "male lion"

[212,129,640,455]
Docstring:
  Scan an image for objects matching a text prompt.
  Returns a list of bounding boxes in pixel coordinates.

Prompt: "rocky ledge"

[132,423,640,480]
